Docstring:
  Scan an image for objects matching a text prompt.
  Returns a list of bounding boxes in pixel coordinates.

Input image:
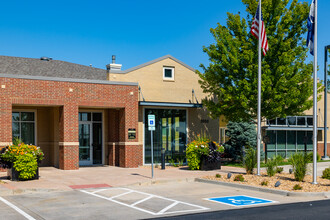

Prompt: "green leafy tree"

[197,0,322,122]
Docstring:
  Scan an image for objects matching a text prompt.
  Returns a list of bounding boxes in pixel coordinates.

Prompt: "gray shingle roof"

[0,55,107,80]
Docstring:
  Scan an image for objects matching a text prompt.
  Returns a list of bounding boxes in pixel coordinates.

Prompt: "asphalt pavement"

[0,181,328,220]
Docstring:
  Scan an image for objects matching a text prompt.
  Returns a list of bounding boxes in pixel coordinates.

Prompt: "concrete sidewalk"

[0,165,244,195]
[0,162,329,195]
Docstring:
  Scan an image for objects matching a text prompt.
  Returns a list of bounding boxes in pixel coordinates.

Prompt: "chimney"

[106,55,122,72]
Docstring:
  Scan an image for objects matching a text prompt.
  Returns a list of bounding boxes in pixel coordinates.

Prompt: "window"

[297,117,306,126]
[267,119,276,125]
[267,116,313,127]
[12,112,36,145]
[307,117,313,126]
[287,117,296,125]
[277,118,286,125]
[163,67,174,80]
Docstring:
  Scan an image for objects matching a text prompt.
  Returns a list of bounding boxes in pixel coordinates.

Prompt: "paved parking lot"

[0,181,328,220]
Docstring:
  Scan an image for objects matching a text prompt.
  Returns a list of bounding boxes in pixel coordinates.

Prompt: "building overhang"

[139,101,202,108]
[263,126,325,131]
[0,73,138,86]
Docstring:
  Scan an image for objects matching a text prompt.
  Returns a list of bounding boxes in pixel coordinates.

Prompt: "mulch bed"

[204,173,330,192]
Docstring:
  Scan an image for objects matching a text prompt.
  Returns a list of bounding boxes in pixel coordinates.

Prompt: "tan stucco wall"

[109,58,205,103]
[188,108,219,142]
[304,91,330,144]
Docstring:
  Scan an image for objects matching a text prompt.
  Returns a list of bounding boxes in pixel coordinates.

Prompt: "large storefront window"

[266,130,313,158]
[12,112,35,145]
[144,109,186,164]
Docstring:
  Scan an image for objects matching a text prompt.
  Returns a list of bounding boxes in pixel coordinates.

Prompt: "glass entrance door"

[79,123,92,165]
[92,123,102,164]
[79,112,103,166]
[144,109,186,164]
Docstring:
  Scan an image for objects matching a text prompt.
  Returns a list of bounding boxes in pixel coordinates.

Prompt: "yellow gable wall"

[109,57,220,143]
[109,57,205,103]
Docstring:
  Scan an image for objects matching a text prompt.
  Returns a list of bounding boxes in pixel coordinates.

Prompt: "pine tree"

[197,0,322,122]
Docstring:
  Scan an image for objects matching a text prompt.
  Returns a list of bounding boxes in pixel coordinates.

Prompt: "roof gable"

[110,55,195,74]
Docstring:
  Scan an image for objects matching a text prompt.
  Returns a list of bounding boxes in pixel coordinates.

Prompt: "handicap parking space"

[206,195,276,207]
[80,187,209,216]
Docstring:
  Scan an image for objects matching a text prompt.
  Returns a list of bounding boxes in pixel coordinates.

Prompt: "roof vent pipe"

[106,55,122,72]
[40,57,52,61]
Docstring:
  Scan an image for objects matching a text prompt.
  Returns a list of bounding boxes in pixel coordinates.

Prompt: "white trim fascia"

[0,73,138,86]
[59,142,80,146]
[0,142,13,146]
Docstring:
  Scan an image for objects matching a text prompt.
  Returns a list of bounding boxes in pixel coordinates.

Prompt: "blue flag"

[307,0,315,56]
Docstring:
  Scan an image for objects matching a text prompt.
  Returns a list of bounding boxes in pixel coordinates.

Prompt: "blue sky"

[0,0,328,79]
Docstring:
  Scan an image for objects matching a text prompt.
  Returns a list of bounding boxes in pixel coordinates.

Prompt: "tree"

[197,0,322,122]
[224,121,263,161]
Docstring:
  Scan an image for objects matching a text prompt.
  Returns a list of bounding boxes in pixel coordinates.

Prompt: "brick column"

[117,106,142,168]
[108,109,119,166]
[0,100,12,147]
[59,104,79,170]
[318,143,330,157]
[118,108,127,167]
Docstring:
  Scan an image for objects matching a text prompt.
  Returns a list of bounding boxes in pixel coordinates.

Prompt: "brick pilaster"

[0,100,12,147]
[59,104,79,170]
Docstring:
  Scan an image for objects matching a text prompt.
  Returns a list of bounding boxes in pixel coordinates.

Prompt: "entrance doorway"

[79,112,103,166]
[144,109,187,164]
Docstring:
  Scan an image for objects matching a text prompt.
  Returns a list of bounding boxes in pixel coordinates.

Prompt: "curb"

[124,178,196,187]
[0,187,68,196]
[195,178,329,197]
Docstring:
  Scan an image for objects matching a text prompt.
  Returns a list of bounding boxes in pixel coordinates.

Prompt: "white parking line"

[92,188,108,194]
[110,190,133,199]
[0,197,36,220]
[80,187,209,216]
[80,189,157,215]
[158,201,179,214]
[131,195,153,206]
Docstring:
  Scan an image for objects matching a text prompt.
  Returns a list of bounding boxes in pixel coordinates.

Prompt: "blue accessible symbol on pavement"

[207,195,275,207]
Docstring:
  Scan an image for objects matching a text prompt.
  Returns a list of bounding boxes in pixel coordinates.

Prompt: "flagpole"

[257,0,262,176]
[312,0,318,184]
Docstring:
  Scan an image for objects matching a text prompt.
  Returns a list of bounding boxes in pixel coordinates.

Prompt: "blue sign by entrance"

[207,195,275,207]
[148,115,155,131]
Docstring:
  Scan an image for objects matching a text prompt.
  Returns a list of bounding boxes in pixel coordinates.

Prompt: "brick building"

[0,55,219,170]
[0,56,141,169]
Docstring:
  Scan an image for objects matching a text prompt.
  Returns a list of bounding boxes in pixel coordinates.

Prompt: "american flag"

[251,4,269,55]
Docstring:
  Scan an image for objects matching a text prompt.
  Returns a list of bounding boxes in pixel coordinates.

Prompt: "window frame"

[12,110,37,145]
[163,67,175,81]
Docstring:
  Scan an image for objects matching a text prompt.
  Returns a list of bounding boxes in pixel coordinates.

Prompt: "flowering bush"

[186,135,224,170]
[0,140,44,180]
